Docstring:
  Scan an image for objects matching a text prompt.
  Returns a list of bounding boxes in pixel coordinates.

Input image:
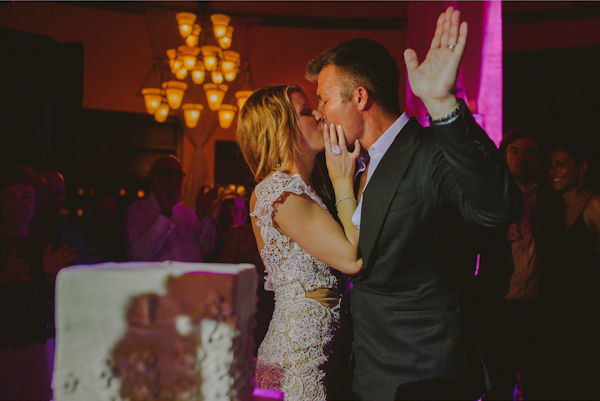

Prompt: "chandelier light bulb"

[201,45,222,72]
[191,62,206,84]
[218,104,238,129]
[185,24,201,47]
[204,83,228,111]
[155,98,170,123]
[218,26,234,50]
[171,58,183,73]
[179,45,200,71]
[211,69,224,84]
[182,103,204,128]
[235,90,254,110]
[166,49,177,69]
[162,81,188,110]
[141,88,164,115]
[175,68,188,80]
[221,50,239,73]
[224,69,237,82]
[176,12,197,38]
[211,14,230,38]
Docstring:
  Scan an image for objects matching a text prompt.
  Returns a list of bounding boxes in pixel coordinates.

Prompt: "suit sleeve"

[429,103,523,227]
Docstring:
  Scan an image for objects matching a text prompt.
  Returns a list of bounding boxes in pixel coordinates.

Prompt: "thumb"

[9,247,17,260]
[404,48,419,75]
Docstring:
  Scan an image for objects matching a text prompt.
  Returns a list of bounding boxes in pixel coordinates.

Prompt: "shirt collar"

[368,112,410,162]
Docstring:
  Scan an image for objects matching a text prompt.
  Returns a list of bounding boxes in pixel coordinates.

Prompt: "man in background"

[124,155,217,262]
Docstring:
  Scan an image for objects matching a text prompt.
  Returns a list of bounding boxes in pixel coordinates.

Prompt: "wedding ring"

[448,44,456,49]
[331,145,342,156]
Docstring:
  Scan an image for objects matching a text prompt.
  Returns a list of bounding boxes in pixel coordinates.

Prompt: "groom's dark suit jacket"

[351,106,522,400]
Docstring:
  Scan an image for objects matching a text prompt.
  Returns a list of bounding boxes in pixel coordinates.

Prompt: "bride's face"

[289,90,325,154]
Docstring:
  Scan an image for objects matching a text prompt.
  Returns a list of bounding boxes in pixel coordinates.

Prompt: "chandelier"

[140,12,255,129]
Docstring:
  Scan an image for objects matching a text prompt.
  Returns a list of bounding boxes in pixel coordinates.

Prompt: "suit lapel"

[359,117,422,272]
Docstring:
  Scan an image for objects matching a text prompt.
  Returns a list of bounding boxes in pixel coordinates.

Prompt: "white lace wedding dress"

[251,170,342,401]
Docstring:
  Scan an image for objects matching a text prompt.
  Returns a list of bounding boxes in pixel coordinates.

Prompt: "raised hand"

[323,123,360,190]
[404,6,467,119]
[43,244,77,276]
[195,185,218,219]
[0,247,31,284]
[152,177,180,216]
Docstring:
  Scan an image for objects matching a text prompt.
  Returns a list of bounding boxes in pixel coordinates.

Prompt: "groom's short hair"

[306,38,400,116]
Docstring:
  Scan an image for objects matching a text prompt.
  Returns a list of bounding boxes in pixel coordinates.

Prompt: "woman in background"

[545,145,600,399]
[0,164,75,400]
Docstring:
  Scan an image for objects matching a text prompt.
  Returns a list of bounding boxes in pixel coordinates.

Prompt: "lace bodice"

[251,170,342,400]
[250,170,340,295]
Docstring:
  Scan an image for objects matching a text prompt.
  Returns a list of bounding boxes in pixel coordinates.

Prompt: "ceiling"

[63,1,600,30]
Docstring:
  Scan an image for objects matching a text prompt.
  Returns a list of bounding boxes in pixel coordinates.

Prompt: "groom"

[307,7,522,400]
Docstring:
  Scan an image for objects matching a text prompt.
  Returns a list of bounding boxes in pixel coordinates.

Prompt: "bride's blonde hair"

[236,84,305,182]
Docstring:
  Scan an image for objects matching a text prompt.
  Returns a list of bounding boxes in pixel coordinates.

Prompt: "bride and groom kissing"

[237,7,522,401]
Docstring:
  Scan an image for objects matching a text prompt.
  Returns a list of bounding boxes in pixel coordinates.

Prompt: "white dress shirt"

[124,192,217,262]
[352,113,410,228]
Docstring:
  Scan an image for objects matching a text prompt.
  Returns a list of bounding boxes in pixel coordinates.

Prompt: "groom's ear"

[354,86,371,111]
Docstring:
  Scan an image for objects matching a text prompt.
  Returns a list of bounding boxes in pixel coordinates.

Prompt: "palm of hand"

[408,48,458,101]
[403,7,467,111]
[43,245,76,276]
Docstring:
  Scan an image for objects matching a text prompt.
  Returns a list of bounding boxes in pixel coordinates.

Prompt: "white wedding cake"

[52,261,258,401]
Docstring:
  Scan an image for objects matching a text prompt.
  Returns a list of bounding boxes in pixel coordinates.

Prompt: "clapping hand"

[43,244,76,276]
[404,6,467,119]
[1,247,31,284]
[195,185,218,219]
[152,177,181,216]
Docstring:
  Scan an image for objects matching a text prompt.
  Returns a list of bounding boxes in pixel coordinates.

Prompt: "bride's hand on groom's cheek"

[323,123,360,188]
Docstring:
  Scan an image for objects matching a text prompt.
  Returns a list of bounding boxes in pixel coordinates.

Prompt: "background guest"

[0,164,75,400]
[38,168,91,265]
[544,144,600,399]
[204,191,250,261]
[124,155,218,262]
[79,178,126,263]
[474,127,563,400]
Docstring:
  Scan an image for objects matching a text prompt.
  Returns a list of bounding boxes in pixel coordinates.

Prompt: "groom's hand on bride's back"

[304,287,340,308]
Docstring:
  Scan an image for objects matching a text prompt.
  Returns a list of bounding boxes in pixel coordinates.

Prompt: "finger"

[9,247,17,260]
[63,246,76,257]
[322,122,331,152]
[453,21,468,58]
[44,243,53,258]
[448,9,460,46]
[404,49,419,75]
[329,123,339,147]
[429,12,445,50]
[65,254,77,265]
[440,7,453,47]
[336,125,347,152]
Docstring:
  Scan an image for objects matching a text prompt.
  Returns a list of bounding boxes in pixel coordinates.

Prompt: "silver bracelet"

[430,99,464,125]
[335,196,358,207]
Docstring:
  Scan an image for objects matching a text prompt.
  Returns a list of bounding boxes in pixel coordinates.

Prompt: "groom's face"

[316,65,361,144]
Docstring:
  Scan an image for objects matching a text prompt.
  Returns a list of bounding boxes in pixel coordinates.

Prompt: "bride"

[237,84,362,400]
